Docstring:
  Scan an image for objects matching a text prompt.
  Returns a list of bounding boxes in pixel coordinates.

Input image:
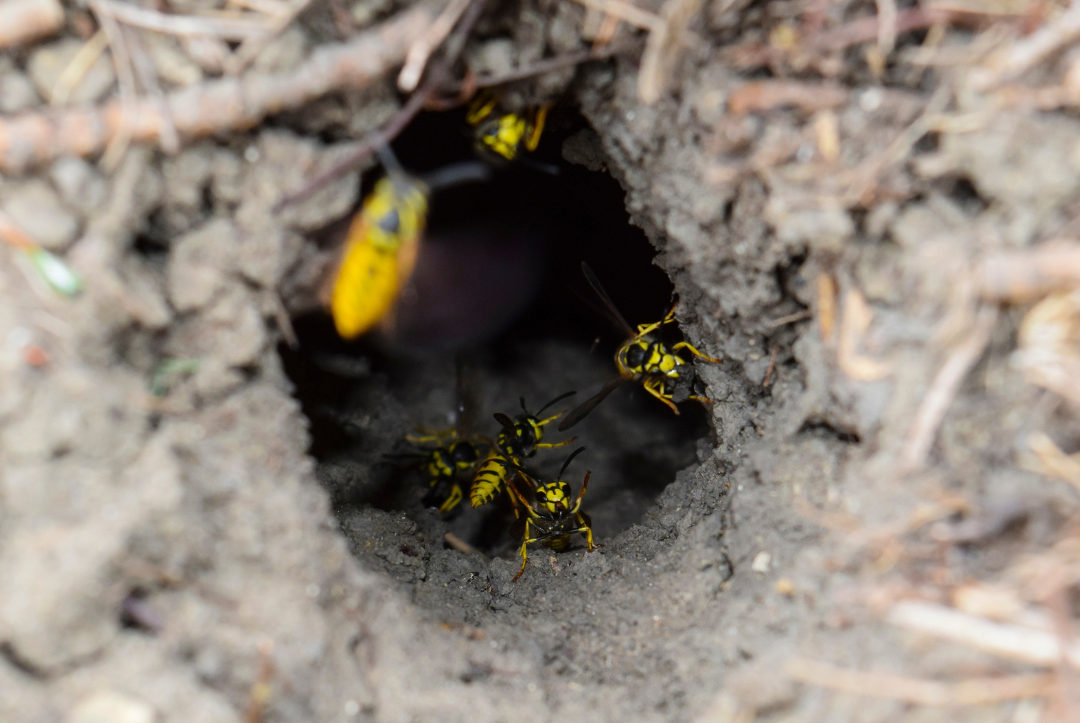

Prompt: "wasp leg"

[466,89,499,125]
[437,483,463,514]
[406,428,456,443]
[672,341,722,364]
[574,512,594,552]
[513,519,537,582]
[525,105,550,151]
[689,394,714,406]
[635,319,664,337]
[535,438,575,450]
[642,377,679,414]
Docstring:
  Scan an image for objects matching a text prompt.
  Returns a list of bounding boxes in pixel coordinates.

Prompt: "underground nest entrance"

[280,107,713,577]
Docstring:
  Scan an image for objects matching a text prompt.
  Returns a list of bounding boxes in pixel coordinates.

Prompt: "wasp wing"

[581,262,636,339]
[557,377,627,431]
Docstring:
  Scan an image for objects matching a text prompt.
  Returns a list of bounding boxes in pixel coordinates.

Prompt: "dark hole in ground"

[281,106,711,558]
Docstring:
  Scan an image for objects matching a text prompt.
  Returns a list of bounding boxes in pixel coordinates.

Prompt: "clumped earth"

[3,0,1080,721]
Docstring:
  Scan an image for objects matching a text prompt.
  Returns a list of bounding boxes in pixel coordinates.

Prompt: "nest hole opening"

[280,106,714,563]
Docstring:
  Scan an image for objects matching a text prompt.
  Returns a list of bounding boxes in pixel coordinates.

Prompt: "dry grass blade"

[0,8,434,174]
[87,0,140,171]
[1023,431,1080,493]
[0,0,64,50]
[901,305,998,471]
[95,0,276,39]
[399,0,473,92]
[888,600,1080,669]
[1014,290,1080,406]
[786,657,1054,705]
[445,533,488,558]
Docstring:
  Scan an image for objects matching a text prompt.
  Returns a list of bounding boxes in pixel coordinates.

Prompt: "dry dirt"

[3,0,1080,722]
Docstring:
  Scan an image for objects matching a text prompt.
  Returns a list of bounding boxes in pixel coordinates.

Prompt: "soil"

[2,1,1078,722]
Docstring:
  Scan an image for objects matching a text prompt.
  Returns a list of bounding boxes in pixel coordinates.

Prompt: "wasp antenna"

[519,397,529,414]
[559,446,587,479]
[536,390,577,416]
[375,143,405,177]
[422,161,491,191]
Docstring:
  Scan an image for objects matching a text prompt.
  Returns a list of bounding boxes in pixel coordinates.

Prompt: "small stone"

[751,551,771,573]
[0,71,40,113]
[2,180,80,251]
[68,691,154,723]
[50,157,108,219]
[167,219,239,312]
[28,38,115,104]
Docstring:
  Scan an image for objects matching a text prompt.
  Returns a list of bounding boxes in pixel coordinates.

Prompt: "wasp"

[469,391,577,509]
[559,262,722,431]
[505,446,594,582]
[466,89,550,162]
[384,431,488,514]
[329,148,489,339]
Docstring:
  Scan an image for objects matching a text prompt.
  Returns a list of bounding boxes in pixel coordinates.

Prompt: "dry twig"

[0,0,64,50]
[227,0,318,73]
[969,1,1080,91]
[900,305,998,471]
[0,8,435,174]
[888,600,1080,669]
[1023,431,1080,493]
[837,287,893,381]
[398,0,472,91]
[638,0,701,104]
[1014,290,1080,407]
[95,0,276,40]
[980,241,1080,303]
[727,80,848,114]
[445,532,487,558]
[786,657,1054,705]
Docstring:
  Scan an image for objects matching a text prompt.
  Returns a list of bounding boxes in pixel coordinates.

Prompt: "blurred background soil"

[3,0,1080,721]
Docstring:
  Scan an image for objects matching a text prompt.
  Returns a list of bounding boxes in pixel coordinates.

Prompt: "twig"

[809,6,954,52]
[443,43,631,94]
[124,25,180,155]
[900,305,998,471]
[875,0,898,56]
[227,0,317,74]
[0,0,64,50]
[275,0,484,209]
[727,80,848,114]
[818,273,837,342]
[445,532,488,558]
[888,600,1080,670]
[768,308,813,328]
[786,658,1054,705]
[87,0,140,171]
[0,7,435,175]
[970,1,1080,91]
[94,0,276,39]
[980,241,1080,303]
[762,345,779,387]
[243,640,275,723]
[638,0,701,103]
[1025,431,1080,493]
[399,0,472,92]
[567,0,660,31]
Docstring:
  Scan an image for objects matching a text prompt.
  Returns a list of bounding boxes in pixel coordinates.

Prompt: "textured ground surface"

[2,0,1080,722]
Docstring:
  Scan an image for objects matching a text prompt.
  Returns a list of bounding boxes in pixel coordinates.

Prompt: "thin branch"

[275,0,486,209]
[0,0,64,50]
[0,8,435,175]
[399,0,473,92]
[94,0,276,39]
[786,658,1054,705]
[900,305,998,471]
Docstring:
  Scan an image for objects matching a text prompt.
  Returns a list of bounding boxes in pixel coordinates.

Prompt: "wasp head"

[535,481,572,515]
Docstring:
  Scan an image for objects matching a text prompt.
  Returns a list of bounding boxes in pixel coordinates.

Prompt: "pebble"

[67,691,154,723]
[2,180,80,251]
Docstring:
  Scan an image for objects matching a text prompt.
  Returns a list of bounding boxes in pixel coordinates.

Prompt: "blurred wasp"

[505,446,594,582]
[559,262,722,431]
[469,391,577,509]
[466,89,551,163]
[329,147,489,339]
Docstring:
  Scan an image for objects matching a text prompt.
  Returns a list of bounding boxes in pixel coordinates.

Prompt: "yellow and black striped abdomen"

[470,452,513,507]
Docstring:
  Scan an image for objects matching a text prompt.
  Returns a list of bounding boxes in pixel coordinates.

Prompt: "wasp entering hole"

[280,107,713,572]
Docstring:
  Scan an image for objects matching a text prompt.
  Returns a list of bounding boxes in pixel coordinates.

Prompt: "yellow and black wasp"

[559,262,722,431]
[465,89,551,163]
[469,391,577,510]
[504,446,595,582]
[329,147,489,339]
[384,431,489,514]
